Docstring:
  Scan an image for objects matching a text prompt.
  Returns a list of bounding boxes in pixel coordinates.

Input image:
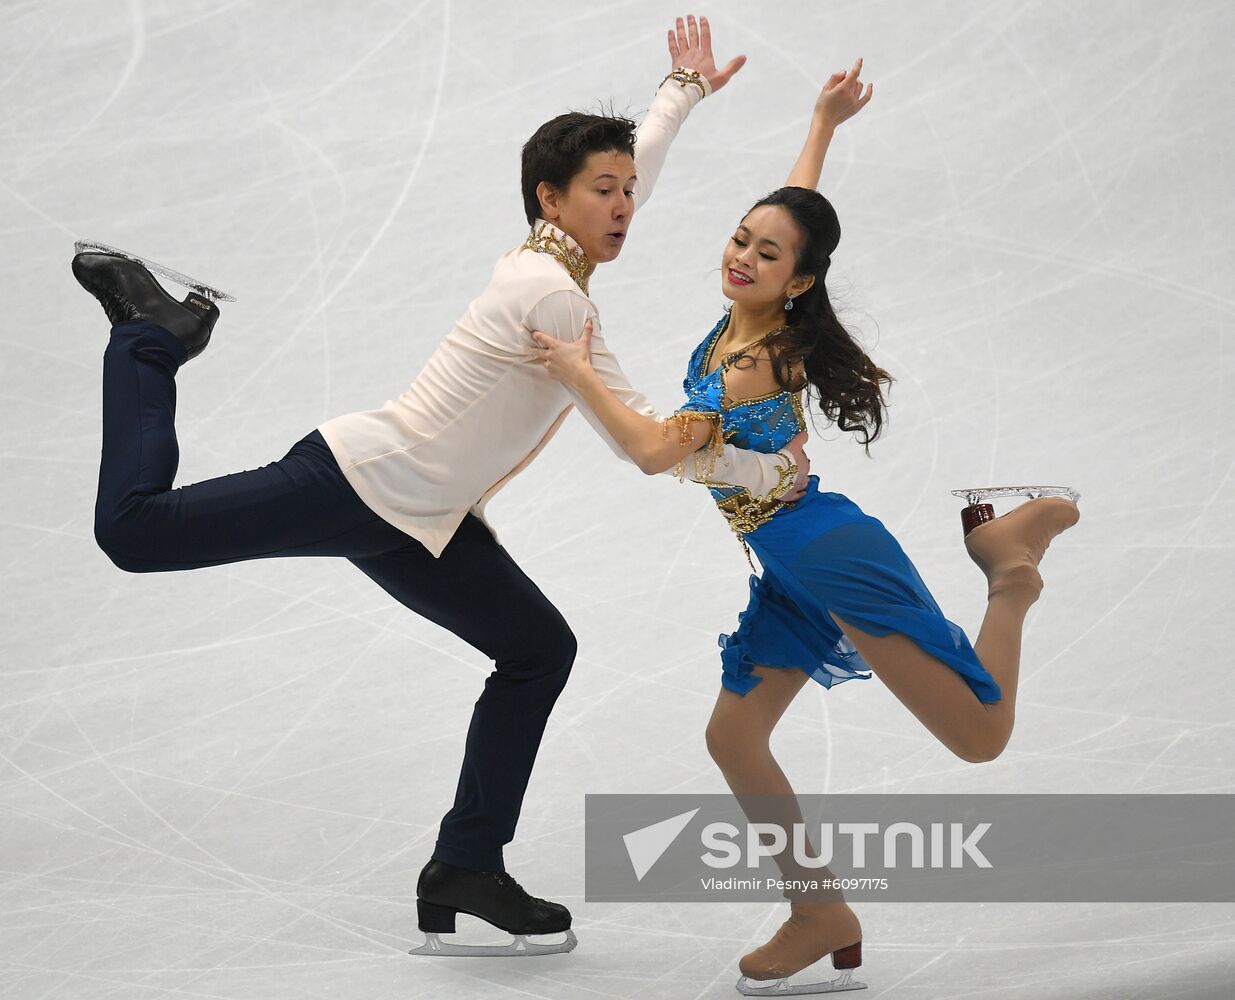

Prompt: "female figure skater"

[533,59,1080,992]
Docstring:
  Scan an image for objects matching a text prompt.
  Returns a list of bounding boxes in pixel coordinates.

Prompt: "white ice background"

[1,1,1233,998]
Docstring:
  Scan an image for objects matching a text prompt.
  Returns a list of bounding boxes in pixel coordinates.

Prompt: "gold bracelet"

[659,67,707,99]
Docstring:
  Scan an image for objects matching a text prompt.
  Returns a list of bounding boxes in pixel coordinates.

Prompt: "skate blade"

[950,485,1080,507]
[73,240,237,303]
[409,927,577,957]
[736,969,867,995]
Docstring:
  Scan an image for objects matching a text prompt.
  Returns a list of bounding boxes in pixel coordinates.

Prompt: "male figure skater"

[72,16,807,955]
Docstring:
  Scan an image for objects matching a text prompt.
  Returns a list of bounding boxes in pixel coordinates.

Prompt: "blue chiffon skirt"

[718,477,1002,703]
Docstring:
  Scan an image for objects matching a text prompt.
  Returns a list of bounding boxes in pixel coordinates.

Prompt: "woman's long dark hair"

[746,187,892,452]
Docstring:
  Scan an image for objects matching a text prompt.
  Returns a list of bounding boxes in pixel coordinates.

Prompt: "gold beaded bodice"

[677,315,805,542]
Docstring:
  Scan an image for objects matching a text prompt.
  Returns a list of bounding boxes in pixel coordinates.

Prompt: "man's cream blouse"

[318,77,794,558]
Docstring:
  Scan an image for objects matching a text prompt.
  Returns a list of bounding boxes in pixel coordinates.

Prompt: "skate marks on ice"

[3,0,1232,998]
[73,240,238,302]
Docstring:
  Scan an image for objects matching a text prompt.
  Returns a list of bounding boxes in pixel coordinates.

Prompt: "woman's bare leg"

[706,665,808,797]
[707,667,818,873]
[706,666,861,980]
[830,495,1080,763]
[830,594,1031,764]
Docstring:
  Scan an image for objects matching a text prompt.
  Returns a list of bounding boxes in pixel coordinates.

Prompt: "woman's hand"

[814,57,873,129]
[779,430,810,503]
[786,57,871,188]
[531,319,597,387]
[667,14,746,94]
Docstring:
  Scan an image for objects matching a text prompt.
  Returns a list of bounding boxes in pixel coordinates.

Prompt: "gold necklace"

[523,222,591,295]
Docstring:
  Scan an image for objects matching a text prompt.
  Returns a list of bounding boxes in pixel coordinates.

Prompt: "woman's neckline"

[702,314,788,377]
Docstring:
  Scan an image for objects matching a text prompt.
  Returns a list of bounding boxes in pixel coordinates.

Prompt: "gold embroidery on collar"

[524,223,591,295]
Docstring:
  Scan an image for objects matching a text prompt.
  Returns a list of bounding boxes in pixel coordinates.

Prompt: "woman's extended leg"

[830,600,1029,764]
[706,665,861,980]
[831,496,1080,764]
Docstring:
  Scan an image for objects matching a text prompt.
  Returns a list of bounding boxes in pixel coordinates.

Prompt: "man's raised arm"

[631,14,746,211]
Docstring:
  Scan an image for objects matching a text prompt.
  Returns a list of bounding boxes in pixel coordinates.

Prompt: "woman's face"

[721,204,805,309]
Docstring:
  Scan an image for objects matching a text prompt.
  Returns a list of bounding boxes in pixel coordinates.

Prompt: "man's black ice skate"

[409,859,577,957]
[71,242,232,362]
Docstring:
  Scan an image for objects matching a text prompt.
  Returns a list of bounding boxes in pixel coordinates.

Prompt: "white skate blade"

[951,485,1080,507]
[409,927,577,957]
[736,969,867,995]
[74,240,237,302]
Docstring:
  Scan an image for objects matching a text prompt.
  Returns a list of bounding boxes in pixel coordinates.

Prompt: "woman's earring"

[784,297,795,312]
[723,300,733,313]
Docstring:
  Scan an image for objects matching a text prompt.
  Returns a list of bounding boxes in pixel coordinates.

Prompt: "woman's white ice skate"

[74,240,237,302]
[736,968,867,995]
[951,485,1080,537]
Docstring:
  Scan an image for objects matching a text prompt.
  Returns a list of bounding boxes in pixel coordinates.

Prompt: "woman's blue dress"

[678,315,1001,702]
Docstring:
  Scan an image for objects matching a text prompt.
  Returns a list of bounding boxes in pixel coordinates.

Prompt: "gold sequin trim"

[661,410,725,481]
[790,389,806,429]
[523,222,591,295]
[702,319,795,410]
[702,317,789,377]
[698,451,799,569]
[659,66,707,99]
[707,455,799,571]
[706,454,799,539]
[722,379,787,411]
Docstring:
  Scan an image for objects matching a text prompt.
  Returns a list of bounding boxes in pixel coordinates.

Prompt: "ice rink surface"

[2,1,1233,997]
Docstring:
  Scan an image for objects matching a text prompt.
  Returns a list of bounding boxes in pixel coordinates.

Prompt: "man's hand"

[667,14,746,94]
[814,56,873,129]
[779,431,810,503]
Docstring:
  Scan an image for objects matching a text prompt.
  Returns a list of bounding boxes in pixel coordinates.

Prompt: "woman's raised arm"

[785,56,873,190]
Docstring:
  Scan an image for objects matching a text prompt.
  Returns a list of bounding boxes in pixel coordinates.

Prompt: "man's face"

[539,149,635,268]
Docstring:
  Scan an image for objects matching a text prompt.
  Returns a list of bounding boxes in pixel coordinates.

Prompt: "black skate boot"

[72,251,220,361]
[409,859,576,956]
